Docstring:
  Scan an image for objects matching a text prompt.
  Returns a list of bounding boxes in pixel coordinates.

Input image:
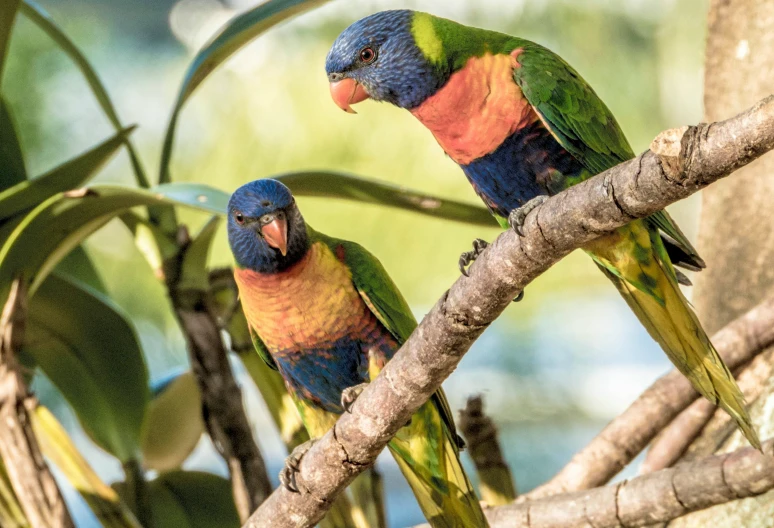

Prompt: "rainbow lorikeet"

[324,10,759,448]
[227,179,489,528]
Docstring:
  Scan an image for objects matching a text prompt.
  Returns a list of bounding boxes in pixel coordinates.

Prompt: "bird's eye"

[234,212,245,225]
[359,47,376,64]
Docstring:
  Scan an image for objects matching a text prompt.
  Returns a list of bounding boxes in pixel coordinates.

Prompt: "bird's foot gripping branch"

[243,95,774,528]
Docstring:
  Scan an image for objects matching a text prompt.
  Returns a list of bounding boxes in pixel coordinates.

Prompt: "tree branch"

[642,346,774,474]
[242,95,774,527]
[458,395,517,505]
[166,228,272,522]
[477,438,774,528]
[0,279,74,528]
[526,293,774,499]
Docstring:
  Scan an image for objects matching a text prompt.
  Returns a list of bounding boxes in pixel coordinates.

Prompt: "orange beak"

[329,78,371,114]
[261,217,288,256]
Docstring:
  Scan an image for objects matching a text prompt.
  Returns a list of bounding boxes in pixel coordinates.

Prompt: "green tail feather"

[586,220,760,449]
[388,400,489,528]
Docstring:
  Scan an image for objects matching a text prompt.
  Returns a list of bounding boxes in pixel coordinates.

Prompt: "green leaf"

[0,175,492,303]
[119,211,178,275]
[275,171,495,227]
[32,406,141,528]
[178,216,219,292]
[141,370,204,472]
[159,0,330,184]
[54,244,105,293]
[0,97,26,190]
[0,0,20,83]
[19,1,148,188]
[0,463,27,528]
[0,127,133,222]
[155,171,495,226]
[117,471,239,528]
[26,272,149,462]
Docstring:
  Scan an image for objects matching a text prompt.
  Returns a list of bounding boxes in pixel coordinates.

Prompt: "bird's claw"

[280,438,318,493]
[341,383,369,413]
[513,290,524,302]
[508,195,549,236]
[458,238,490,277]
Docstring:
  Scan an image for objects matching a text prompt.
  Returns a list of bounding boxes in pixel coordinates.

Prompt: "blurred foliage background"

[6,0,709,525]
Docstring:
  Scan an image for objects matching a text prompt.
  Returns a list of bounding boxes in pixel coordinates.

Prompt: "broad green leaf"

[116,471,240,528]
[54,245,105,293]
[141,370,204,472]
[0,0,20,82]
[32,406,141,528]
[178,216,219,292]
[0,97,26,190]
[26,272,149,462]
[0,127,133,222]
[159,0,330,184]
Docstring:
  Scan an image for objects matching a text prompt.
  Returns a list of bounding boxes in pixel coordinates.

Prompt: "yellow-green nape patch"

[411,12,445,65]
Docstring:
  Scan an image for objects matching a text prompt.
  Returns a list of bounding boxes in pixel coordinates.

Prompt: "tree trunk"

[670,1,774,526]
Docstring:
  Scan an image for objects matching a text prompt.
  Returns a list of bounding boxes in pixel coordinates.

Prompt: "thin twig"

[458,395,517,505]
[0,279,74,528]
[242,95,774,527]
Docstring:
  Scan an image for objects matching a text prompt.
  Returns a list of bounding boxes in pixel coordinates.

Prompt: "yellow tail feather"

[388,399,489,528]
[586,221,760,449]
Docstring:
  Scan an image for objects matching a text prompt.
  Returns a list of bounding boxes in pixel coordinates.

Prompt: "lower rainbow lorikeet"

[324,10,759,448]
[227,179,489,528]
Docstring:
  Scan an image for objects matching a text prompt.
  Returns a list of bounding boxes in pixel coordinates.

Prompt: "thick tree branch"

[0,279,74,528]
[642,347,774,474]
[243,95,774,527]
[527,293,774,499]
[478,438,774,528]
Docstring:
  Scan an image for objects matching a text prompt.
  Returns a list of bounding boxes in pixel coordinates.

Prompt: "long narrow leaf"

[159,0,330,184]
[0,0,20,82]
[0,127,133,222]
[155,171,495,226]
[27,273,150,463]
[32,406,141,528]
[19,0,149,189]
[0,96,26,190]
[0,174,492,301]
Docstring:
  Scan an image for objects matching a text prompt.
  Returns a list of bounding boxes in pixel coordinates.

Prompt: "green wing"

[313,229,462,448]
[249,325,278,371]
[514,44,705,270]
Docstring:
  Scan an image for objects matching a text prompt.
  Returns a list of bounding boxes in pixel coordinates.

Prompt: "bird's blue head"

[325,10,448,111]
[227,179,308,273]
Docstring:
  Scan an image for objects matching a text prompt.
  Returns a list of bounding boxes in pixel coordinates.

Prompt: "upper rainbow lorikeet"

[324,10,760,448]
[227,179,489,528]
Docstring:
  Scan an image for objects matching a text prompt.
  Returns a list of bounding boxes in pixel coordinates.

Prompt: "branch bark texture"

[671,2,774,525]
[458,395,517,505]
[524,292,774,499]
[167,229,272,522]
[0,280,74,528]
[242,95,774,528]
[480,439,774,528]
